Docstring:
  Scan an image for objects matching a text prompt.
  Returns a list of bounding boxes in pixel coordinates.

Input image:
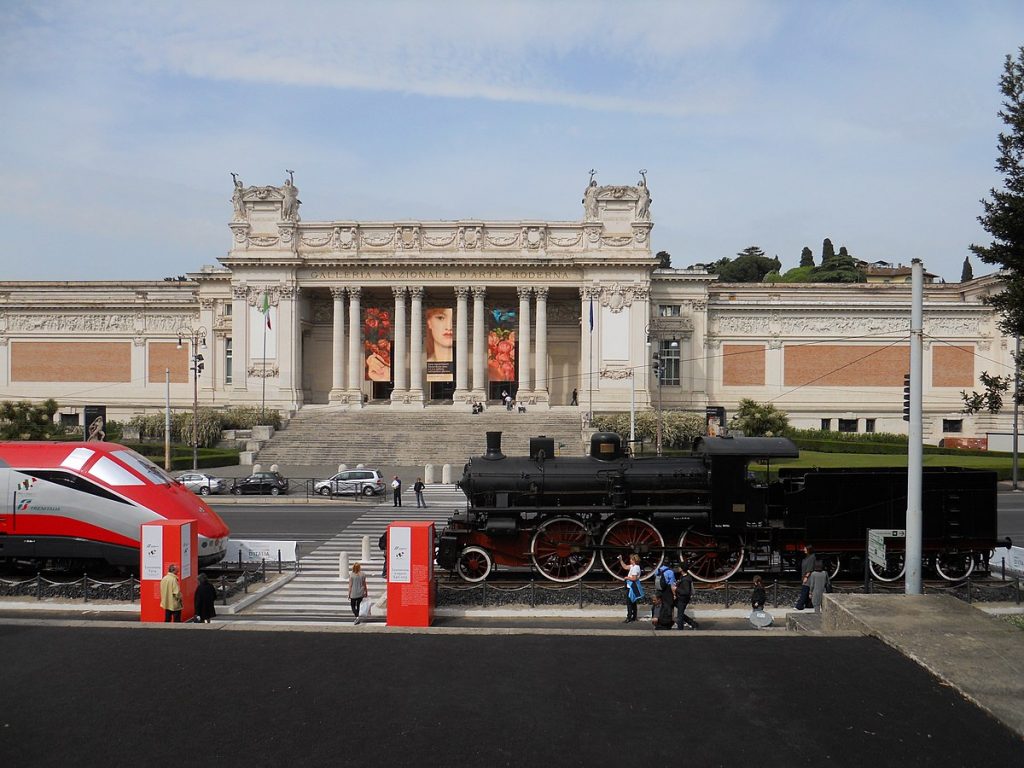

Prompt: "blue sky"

[1,0,1022,282]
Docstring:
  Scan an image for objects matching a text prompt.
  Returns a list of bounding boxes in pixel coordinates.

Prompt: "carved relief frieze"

[522,227,546,250]
[600,235,633,248]
[332,226,357,250]
[458,226,482,249]
[714,315,772,336]
[422,231,457,248]
[8,314,137,333]
[230,223,249,246]
[362,231,394,248]
[300,232,333,248]
[232,285,250,300]
[249,235,280,248]
[548,231,583,248]
[600,367,634,380]
[773,315,909,336]
[278,224,295,244]
[926,317,982,336]
[133,336,146,347]
[486,231,520,248]
[584,224,602,244]
[599,283,643,314]
[596,185,640,201]
[395,226,420,250]
[248,364,279,378]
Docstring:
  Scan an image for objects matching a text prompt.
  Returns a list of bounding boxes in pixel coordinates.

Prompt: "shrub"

[220,406,282,430]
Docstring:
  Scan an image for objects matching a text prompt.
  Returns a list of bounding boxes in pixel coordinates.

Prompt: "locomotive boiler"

[436,431,1008,584]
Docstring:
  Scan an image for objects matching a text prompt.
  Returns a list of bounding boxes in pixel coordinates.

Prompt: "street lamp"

[652,347,663,456]
[178,326,208,470]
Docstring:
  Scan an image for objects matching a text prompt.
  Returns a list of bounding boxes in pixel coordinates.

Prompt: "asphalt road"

[0,625,1020,767]
[998,489,1024,544]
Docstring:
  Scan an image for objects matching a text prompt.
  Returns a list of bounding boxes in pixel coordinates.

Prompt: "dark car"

[231,471,289,496]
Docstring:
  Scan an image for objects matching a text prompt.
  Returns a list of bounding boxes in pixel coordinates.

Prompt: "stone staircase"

[253,405,585,467]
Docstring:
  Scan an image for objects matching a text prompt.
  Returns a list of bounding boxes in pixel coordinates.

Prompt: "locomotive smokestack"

[484,431,505,460]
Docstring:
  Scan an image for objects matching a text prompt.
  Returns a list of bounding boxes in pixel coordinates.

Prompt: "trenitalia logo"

[18,498,31,511]
[16,499,61,512]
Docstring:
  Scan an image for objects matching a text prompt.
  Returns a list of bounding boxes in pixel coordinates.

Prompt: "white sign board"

[989,545,1024,577]
[141,525,163,580]
[867,529,906,568]
[181,522,192,578]
[389,526,411,583]
[224,539,298,563]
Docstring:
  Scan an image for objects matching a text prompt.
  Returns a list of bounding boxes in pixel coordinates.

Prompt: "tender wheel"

[934,551,975,581]
[319,487,332,497]
[199,486,210,496]
[677,530,744,583]
[270,487,281,496]
[868,553,905,582]
[530,517,596,582]
[362,486,375,497]
[456,546,492,583]
[599,518,664,581]
[819,554,841,580]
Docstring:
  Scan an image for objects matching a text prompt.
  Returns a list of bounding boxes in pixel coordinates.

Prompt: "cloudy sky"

[1,1,1021,283]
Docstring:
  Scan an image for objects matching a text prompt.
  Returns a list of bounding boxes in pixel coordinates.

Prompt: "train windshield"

[112,449,173,485]
[89,456,144,486]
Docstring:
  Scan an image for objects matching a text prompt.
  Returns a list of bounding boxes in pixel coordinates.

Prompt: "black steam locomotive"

[436,431,1009,584]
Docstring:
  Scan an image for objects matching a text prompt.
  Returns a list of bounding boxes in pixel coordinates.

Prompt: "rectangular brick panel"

[931,344,974,388]
[723,344,766,386]
[149,341,190,384]
[11,342,131,382]
[784,344,909,386]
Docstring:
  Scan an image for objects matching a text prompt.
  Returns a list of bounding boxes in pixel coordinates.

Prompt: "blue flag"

[588,298,594,332]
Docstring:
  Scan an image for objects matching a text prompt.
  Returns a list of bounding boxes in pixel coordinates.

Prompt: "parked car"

[178,472,228,496]
[231,471,289,496]
[314,469,385,497]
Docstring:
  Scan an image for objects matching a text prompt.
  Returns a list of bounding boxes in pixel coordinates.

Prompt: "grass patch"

[753,451,1015,478]
[1004,615,1024,630]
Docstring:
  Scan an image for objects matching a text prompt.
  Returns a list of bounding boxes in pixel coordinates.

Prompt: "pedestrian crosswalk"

[240,484,464,621]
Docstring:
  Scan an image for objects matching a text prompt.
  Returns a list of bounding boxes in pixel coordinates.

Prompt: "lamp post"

[177,326,207,471]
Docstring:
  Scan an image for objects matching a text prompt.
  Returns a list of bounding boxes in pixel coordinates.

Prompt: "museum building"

[0,176,1011,443]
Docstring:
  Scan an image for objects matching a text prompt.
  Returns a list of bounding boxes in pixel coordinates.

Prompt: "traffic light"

[652,351,661,378]
[902,373,911,421]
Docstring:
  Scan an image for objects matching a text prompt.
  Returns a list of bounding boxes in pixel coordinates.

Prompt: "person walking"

[620,553,642,623]
[675,564,698,630]
[391,475,402,507]
[378,531,388,577]
[808,560,829,614]
[653,563,676,630]
[571,388,578,406]
[159,563,183,623]
[794,544,816,610]
[413,478,426,508]
[751,575,766,611]
[193,573,217,624]
[349,562,369,624]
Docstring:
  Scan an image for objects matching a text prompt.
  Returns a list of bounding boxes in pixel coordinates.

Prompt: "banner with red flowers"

[363,307,392,382]
[487,307,517,382]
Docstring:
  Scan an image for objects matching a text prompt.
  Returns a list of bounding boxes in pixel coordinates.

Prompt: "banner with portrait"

[487,308,517,382]
[425,306,454,382]
[363,307,393,382]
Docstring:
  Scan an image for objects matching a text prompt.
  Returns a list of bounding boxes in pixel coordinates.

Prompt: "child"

[751,575,766,611]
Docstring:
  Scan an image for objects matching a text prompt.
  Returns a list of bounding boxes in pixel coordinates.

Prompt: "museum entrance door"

[429,381,455,401]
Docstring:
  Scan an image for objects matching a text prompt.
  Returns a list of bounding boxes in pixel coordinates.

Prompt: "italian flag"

[261,291,272,330]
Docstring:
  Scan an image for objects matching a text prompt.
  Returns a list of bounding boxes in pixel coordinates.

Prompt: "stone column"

[579,287,594,414]
[472,286,486,399]
[454,285,470,402]
[391,287,408,401]
[347,287,363,406]
[517,286,532,397]
[231,285,249,391]
[199,298,216,395]
[277,285,303,410]
[408,287,425,404]
[534,287,548,405]
[329,287,347,401]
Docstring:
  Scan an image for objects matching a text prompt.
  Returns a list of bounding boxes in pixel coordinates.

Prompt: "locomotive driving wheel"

[677,530,745,583]
[868,552,905,582]
[455,546,493,583]
[530,517,596,582]
[599,518,664,581]
[933,550,975,581]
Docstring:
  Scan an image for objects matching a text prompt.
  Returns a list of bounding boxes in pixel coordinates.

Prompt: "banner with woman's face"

[425,307,454,382]
[363,307,392,382]
[487,308,517,382]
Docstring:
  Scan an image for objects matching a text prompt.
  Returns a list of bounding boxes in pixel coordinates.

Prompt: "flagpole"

[588,294,593,430]
[262,295,268,424]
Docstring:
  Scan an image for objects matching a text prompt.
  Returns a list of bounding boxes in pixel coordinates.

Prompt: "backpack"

[655,567,670,594]
[378,533,386,551]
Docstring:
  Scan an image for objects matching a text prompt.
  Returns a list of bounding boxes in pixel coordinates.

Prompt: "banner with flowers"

[487,308,517,382]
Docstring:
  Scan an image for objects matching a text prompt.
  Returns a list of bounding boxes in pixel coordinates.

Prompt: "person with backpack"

[674,564,699,630]
[653,563,676,630]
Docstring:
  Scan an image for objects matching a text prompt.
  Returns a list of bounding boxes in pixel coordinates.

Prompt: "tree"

[821,238,836,267]
[961,256,974,282]
[0,399,60,440]
[655,250,672,269]
[810,246,866,283]
[961,371,1014,413]
[972,48,1024,335]
[713,246,782,282]
[799,247,814,267]
[729,398,790,436]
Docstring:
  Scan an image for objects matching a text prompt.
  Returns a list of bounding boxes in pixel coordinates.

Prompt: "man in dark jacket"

[675,564,698,630]
[193,573,217,623]
[654,564,676,629]
[794,544,816,610]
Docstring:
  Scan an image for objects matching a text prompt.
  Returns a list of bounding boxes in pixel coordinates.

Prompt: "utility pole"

[177,326,207,471]
[905,259,923,595]
[164,368,171,471]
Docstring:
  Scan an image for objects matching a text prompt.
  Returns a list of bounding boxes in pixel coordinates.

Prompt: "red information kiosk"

[140,519,198,623]
[385,521,436,627]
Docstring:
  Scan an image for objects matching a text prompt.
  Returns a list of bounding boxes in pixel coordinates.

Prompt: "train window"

[838,419,858,433]
[61,447,95,471]
[23,470,130,505]
[112,450,172,485]
[89,456,144,486]
[942,419,963,433]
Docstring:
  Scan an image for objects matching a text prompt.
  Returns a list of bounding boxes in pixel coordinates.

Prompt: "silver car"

[315,469,385,497]
[178,472,228,496]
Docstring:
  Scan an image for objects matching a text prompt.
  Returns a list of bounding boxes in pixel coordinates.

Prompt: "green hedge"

[790,437,1012,458]
[125,443,240,470]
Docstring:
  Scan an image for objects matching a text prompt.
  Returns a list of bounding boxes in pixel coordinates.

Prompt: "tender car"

[314,469,385,497]
[231,471,289,496]
[177,472,228,496]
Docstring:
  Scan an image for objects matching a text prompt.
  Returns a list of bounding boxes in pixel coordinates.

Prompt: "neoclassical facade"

[0,176,1012,443]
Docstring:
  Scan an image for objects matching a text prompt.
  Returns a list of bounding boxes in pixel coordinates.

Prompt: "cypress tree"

[799,247,814,267]
[961,256,974,282]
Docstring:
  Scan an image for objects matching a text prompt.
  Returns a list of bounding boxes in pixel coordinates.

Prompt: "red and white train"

[0,442,230,570]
